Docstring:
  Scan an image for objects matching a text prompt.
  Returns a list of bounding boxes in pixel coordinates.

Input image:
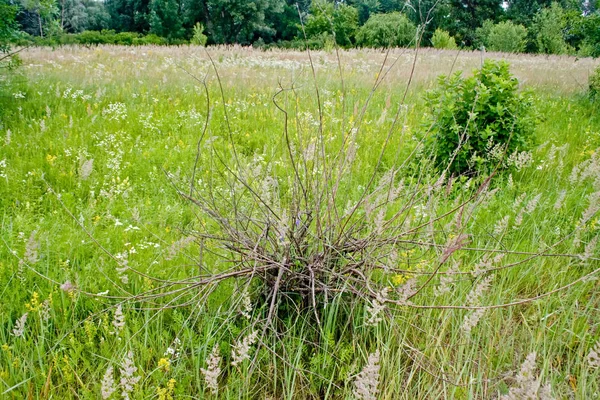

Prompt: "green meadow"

[0,45,599,399]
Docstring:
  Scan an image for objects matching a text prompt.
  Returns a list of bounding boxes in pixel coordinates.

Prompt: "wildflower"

[231,330,258,367]
[157,379,176,400]
[201,345,221,395]
[158,357,170,372]
[12,313,28,337]
[353,350,380,400]
[101,366,116,399]
[119,351,140,400]
[25,292,41,312]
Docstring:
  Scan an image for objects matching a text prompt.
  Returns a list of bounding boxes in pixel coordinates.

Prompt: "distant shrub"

[476,21,527,53]
[191,22,208,46]
[590,66,600,100]
[430,28,457,50]
[356,12,416,48]
[424,60,535,175]
[532,2,572,55]
[303,0,358,48]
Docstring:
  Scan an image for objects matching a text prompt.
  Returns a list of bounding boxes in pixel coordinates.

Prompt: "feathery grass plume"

[119,351,140,400]
[366,287,388,326]
[553,190,566,210]
[500,352,555,400]
[494,215,510,236]
[101,366,116,399]
[240,290,252,320]
[165,236,195,260]
[200,345,222,395]
[462,308,486,335]
[112,304,125,333]
[588,340,600,369]
[79,158,94,180]
[353,350,381,400]
[231,330,258,367]
[24,231,39,264]
[11,313,28,337]
[581,235,598,262]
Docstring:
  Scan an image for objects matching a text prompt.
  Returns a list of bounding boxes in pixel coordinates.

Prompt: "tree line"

[1,0,599,56]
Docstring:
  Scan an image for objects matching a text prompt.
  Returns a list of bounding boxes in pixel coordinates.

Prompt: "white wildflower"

[353,350,380,400]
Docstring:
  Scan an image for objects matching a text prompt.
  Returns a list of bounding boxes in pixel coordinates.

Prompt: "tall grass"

[0,45,599,398]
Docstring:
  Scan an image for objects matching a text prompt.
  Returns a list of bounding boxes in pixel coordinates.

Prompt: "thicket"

[355,12,416,48]
[5,0,600,56]
[424,60,535,175]
[431,28,458,50]
[591,65,600,100]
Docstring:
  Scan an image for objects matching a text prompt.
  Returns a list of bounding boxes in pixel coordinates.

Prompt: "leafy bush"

[430,28,458,50]
[191,22,208,46]
[356,12,416,48]
[480,21,528,53]
[590,65,600,100]
[424,60,535,175]
[303,0,358,48]
[531,2,572,55]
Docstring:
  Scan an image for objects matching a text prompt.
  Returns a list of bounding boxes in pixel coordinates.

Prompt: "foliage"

[430,28,457,50]
[443,0,503,46]
[590,65,600,100]
[14,29,171,45]
[19,0,59,37]
[205,0,284,45]
[0,0,19,53]
[531,2,572,54]
[149,0,185,39]
[355,12,416,48]
[191,22,207,45]
[303,0,359,48]
[477,20,528,53]
[424,60,535,175]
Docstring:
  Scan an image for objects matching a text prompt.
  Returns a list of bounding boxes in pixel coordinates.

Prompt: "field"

[0,45,599,399]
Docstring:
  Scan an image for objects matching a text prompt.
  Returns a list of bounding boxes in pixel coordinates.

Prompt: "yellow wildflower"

[158,357,171,372]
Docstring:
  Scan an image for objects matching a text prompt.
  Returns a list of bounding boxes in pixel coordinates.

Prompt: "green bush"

[531,2,572,55]
[191,22,208,46]
[423,60,535,175]
[356,12,416,48]
[590,66,600,100]
[430,28,458,50]
[303,0,358,48]
[484,21,528,53]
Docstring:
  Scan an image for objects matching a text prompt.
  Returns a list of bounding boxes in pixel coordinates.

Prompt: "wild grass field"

[0,45,599,399]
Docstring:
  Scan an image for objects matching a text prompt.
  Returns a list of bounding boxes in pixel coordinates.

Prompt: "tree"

[476,20,528,53]
[356,12,416,48]
[531,2,571,54]
[430,28,458,49]
[105,0,151,32]
[445,0,504,46]
[1,0,18,54]
[206,0,284,44]
[303,0,359,47]
[149,0,185,39]
[347,0,380,25]
[19,0,58,37]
